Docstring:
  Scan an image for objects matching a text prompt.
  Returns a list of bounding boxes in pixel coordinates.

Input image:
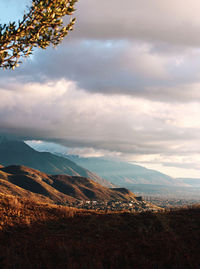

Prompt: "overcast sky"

[1,0,200,177]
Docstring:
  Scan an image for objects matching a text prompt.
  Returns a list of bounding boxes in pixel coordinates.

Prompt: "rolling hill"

[0,164,144,205]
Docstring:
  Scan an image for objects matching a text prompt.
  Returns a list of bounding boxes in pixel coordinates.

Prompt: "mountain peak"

[0,139,35,153]
[0,139,112,187]
[1,165,45,176]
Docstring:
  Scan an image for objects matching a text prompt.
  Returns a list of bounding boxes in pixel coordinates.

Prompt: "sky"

[1,0,200,177]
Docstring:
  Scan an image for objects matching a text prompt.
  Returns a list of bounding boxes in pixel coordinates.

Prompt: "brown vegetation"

[0,165,138,204]
[0,193,199,269]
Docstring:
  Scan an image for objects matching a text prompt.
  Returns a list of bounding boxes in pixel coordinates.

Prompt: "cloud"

[26,140,122,158]
[2,1,200,102]
[133,153,200,178]
[4,0,200,47]
[1,79,200,157]
[2,0,200,177]
[75,0,200,47]
[2,40,200,103]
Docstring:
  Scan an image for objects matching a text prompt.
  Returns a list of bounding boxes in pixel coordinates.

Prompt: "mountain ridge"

[0,139,113,187]
[64,155,200,197]
[64,155,184,186]
[0,164,138,204]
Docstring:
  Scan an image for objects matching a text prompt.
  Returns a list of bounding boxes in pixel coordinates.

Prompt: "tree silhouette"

[0,0,78,69]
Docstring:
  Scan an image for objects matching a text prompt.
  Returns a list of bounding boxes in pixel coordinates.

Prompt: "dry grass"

[0,193,82,230]
[0,193,200,269]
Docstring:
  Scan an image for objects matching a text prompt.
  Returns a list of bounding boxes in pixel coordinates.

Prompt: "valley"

[0,138,199,268]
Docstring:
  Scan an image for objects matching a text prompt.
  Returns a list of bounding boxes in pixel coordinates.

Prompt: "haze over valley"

[26,140,200,202]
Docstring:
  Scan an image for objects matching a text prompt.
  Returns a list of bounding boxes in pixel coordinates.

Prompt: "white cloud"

[1,79,200,167]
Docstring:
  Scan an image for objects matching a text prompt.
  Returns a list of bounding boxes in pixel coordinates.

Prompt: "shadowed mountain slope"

[178,178,200,187]
[66,155,183,186]
[0,139,113,187]
[0,165,143,205]
[64,156,200,197]
[0,165,75,205]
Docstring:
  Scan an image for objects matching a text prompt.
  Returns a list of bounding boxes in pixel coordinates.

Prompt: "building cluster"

[66,197,158,212]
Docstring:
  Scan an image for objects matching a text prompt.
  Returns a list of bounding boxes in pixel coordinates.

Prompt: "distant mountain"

[60,155,200,197]
[0,165,145,205]
[0,138,113,187]
[65,155,183,187]
[177,178,200,187]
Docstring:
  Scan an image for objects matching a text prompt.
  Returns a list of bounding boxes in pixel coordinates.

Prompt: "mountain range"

[0,164,160,212]
[1,138,200,198]
[177,178,200,187]
[0,138,199,268]
[64,155,200,197]
[67,155,178,185]
[0,138,113,187]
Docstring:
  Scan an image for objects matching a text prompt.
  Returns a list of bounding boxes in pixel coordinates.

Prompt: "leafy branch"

[0,0,78,69]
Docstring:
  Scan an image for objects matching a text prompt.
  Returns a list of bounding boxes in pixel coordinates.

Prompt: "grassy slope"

[0,165,139,203]
[0,193,200,269]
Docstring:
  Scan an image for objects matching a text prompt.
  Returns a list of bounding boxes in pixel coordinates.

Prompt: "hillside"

[0,165,76,205]
[64,156,200,198]
[0,165,155,210]
[178,178,200,187]
[0,138,113,187]
[0,193,199,269]
[66,155,180,186]
[66,155,190,186]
